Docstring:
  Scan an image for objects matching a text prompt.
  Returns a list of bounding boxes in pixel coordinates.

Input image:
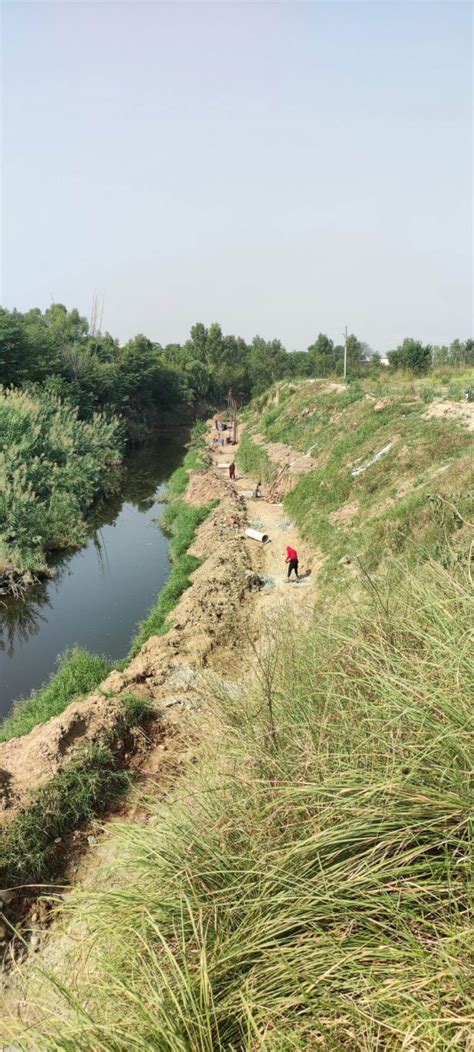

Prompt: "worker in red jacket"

[285,545,300,581]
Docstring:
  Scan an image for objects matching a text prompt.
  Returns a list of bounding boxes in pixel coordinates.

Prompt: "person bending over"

[285,545,300,581]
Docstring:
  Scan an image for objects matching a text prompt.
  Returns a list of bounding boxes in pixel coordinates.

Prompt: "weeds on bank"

[129,456,214,655]
[236,430,277,484]
[0,694,153,889]
[0,648,111,743]
[12,561,474,1050]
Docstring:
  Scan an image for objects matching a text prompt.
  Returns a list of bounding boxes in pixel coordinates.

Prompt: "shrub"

[0,386,123,573]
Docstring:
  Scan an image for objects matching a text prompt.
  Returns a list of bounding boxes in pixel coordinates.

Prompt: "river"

[0,431,187,720]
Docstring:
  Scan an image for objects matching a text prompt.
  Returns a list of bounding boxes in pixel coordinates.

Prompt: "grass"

[0,648,111,743]
[129,453,214,656]
[236,430,277,484]
[12,560,473,1049]
[239,374,474,591]
[0,693,153,889]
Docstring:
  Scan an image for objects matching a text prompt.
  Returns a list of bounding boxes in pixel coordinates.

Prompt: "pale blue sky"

[1,1,472,351]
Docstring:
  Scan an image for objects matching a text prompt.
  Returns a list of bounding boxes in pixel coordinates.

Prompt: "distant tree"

[388,338,432,375]
[0,308,30,384]
[432,345,449,367]
[248,337,289,392]
[307,333,335,376]
[346,334,365,370]
[287,351,313,377]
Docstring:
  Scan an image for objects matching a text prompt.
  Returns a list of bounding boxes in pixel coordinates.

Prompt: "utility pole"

[227,388,238,444]
[343,325,348,380]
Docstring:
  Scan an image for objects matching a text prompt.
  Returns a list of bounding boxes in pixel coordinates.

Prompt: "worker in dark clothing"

[229,461,236,480]
[285,545,300,581]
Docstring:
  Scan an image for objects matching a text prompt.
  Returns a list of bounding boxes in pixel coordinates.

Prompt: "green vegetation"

[2,306,472,431]
[236,430,277,484]
[19,561,473,1049]
[0,648,111,744]
[1,302,471,578]
[0,694,153,889]
[242,374,474,590]
[0,386,122,574]
[129,448,213,656]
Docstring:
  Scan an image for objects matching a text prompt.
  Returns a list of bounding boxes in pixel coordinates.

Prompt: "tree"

[387,338,432,375]
[0,308,30,385]
[307,333,335,376]
[248,337,289,393]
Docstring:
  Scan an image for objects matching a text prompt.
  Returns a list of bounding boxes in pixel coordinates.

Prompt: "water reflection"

[0,431,187,713]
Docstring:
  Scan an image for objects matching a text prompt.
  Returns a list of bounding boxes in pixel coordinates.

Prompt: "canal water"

[0,431,187,720]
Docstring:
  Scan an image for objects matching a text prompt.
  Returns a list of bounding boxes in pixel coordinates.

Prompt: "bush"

[236,431,277,483]
[0,386,123,573]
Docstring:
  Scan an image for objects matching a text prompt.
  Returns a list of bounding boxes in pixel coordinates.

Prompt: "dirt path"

[212,439,320,623]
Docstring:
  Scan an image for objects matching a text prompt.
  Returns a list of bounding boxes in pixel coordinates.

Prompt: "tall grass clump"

[14,561,473,1050]
[0,693,153,889]
[236,430,277,484]
[0,647,111,743]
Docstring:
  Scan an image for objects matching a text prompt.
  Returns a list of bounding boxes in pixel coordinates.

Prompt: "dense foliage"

[0,302,472,579]
[1,305,472,429]
[0,386,122,573]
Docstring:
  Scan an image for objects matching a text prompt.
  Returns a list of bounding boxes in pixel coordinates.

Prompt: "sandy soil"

[422,398,474,431]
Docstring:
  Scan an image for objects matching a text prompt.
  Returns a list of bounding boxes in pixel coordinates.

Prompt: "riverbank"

[1,384,472,1049]
[0,431,188,717]
[0,418,313,996]
[0,441,254,916]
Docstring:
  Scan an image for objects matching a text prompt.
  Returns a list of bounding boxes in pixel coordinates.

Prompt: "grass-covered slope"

[241,373,474,588]
[0,693,153,889]
[18,561,473,1050]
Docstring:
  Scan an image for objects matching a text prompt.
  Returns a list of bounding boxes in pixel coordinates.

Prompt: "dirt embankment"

[0,472,251,825]
[250,434,317,501]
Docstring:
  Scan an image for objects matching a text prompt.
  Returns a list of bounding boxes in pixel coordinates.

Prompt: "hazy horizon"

[2,1,472,353]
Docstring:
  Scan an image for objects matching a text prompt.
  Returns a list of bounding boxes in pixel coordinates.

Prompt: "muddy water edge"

[0,430,189,720]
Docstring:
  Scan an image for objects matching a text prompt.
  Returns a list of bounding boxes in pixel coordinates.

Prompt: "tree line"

[1,304,472,434]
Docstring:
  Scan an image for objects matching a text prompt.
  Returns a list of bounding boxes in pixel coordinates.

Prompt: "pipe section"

[245,528,269,544]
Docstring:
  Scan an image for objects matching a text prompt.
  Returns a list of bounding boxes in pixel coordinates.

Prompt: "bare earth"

[422,398,474,431]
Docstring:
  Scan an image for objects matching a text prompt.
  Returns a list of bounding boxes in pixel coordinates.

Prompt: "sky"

[1,0,472,353]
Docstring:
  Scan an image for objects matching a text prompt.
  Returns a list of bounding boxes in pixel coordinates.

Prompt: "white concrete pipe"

[245,528,269,544]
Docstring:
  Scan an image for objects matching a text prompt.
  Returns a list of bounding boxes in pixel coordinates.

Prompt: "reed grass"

[0,694,153,889]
